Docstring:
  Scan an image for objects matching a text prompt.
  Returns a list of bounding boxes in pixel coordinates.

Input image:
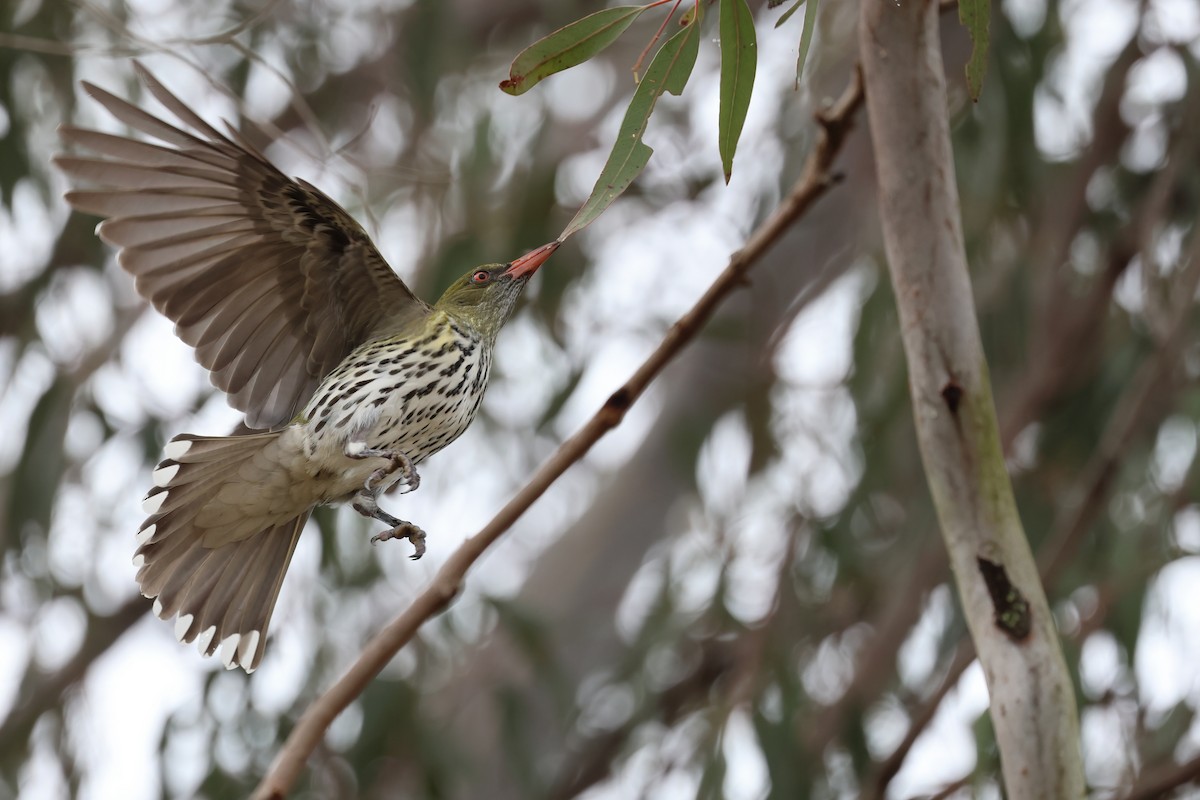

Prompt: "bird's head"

[435,241,559,339]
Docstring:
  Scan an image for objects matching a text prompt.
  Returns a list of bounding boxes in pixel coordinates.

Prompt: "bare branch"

[251,70,866,800]
[867,639,974,800]
[532,527,802,800]
[802,541,948,753]
[1000,71,1200,444]
[1124,752,1200,800]
[1040,248,1200,585]
[545,639,737,800]
[859,1,1084,796]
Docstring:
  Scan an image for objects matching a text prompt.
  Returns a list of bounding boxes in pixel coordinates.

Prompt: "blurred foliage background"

[2,0,1200,798]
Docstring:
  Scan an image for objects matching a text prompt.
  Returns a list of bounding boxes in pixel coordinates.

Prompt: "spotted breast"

[298,311,492,503]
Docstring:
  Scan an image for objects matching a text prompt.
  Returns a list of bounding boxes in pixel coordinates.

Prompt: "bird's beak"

[506,241,559,279]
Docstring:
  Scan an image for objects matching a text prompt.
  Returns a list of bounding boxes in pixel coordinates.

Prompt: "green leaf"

[795,0,819,87]
[718,0,757,183]
[959,0,991,101]
[559,13,700,240]
[499,6,648,96]
[774,0,805,29]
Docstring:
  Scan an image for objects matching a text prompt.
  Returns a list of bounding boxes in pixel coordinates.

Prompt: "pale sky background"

[2,0,1199,798]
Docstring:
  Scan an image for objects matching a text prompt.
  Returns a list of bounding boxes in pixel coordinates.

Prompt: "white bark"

[858,2,1085,797]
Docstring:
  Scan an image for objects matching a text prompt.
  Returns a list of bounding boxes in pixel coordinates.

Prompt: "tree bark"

[859,1,1085,797]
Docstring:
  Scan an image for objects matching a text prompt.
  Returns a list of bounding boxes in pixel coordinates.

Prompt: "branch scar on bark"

[941,379,963,414]
[605,387,631,413]
[976,557,1032,641]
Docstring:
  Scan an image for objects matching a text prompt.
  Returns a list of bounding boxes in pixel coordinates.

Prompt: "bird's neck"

[431,307,496,348]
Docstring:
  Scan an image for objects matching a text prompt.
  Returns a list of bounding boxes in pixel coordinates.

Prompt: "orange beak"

[506,241,559,279]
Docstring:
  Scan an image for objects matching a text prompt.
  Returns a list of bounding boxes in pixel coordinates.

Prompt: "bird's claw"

[397,460,420,493]
[348,444,420,494]
[364,467,419,495]
[361,455,420,495]
[371,522,427,560]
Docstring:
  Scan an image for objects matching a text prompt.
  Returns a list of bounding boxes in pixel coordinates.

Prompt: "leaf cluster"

[499,0,989,237]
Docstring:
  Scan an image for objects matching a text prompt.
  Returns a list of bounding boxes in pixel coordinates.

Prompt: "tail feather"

[135,432,309,672]
[141,451,242,517]
[217,525,300,659]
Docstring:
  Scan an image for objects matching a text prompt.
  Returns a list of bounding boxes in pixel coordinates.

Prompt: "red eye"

[472,270,490,284]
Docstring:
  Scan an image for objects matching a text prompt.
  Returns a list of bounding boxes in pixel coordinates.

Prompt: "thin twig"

[162,0,284,46]
[999,33,1143,443]
[867,640,973,799]
[803,541,948,754]
[0,33,138,57]
[632,0,683,81]
[924,774,971,800]
[546,638,737,800]
[1040,246,1200,585]
[251,68,865,800]
[1123,752,1200,800]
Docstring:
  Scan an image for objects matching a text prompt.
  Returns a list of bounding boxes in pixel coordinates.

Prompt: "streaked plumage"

[54,64,558,671]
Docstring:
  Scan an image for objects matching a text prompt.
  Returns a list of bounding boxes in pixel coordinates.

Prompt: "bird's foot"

[367,464,420,495]
[352,491,427,559]
[345,443,420,494]
[371,522,427,560]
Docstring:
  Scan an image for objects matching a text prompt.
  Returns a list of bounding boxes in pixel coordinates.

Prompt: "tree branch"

[545,638,737,800]
[870,222,1200,796]
[859,1,1085,797]
[1124,752,1200,800]
[802,539,947,753]
[251,70,866,800]
[867,68,1200,795]
[1040,245,1200,585]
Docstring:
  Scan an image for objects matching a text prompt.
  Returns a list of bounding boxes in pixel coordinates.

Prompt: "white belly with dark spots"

[293,321,491,502]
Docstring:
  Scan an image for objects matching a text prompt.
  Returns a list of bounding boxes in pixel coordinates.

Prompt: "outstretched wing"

[54,63,430,430]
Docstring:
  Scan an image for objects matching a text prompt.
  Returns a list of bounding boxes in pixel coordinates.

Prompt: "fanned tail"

[135,432,308,672]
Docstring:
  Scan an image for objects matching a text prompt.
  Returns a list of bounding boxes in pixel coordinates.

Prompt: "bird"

[53,64,559,672]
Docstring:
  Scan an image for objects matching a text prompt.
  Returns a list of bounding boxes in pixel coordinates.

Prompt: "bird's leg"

[350,493,427,560]
[346,442,426,559]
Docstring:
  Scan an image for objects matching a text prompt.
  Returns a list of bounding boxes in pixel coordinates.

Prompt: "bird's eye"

[471,270,491,284]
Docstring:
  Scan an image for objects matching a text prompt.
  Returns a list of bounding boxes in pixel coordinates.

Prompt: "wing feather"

[55,64,430,429]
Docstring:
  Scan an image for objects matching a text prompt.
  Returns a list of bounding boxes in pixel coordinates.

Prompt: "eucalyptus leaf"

[774,0,805,29]
[795,0,819,87]
[500,6,648,96]
[559,14,700,240]
[718,0,757,183]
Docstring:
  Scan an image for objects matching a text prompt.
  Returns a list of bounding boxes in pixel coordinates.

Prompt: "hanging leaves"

[558,13,700,240]
[774,0,819,87]
[718,0,757,183]
[795,0,819,86]
[774,0,805,28]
